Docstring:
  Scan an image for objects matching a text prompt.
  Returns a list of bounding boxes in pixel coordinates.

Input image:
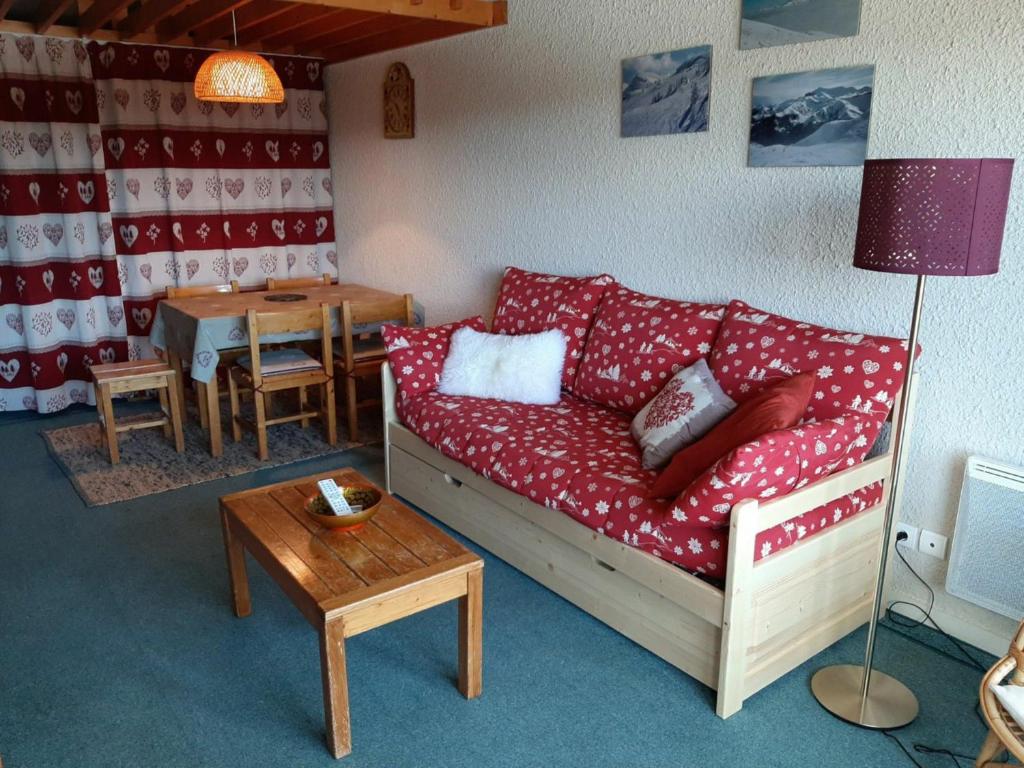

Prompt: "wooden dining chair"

[266,273,332,290]
[335,293,414,441]
[227,304,337,461]
[976,618,1024,767]
[164,280,242,429]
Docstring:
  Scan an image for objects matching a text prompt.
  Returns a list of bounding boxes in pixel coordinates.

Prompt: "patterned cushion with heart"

[382,317,486,401]
[630,359,736,470]
[574,285,726,415]
[709,299,911,451]
[491,267,615,392]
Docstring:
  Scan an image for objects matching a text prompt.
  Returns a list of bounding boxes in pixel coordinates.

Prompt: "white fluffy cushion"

[438,327,566,405]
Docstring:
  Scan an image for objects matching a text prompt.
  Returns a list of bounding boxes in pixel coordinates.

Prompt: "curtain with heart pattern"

[0,32,335,413]
[0,34,129,413]
[87,42,337,362]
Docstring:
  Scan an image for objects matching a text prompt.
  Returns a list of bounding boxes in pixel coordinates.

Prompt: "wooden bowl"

[305,483,383,531]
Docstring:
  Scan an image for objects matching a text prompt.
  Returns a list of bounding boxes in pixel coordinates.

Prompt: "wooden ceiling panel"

[190,0,293,45]
[35,0,77,33]
[323,17,478,61]
[2,0,507,62]
[157,0,252,43]
[78,0,135,34]
[119,0,195,37]
[236,4,339,45]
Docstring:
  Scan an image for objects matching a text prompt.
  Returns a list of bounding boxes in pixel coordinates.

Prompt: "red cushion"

[663,411,874,528]
[382,317,486,401]
[491,267,615,391]
[709,300,909,443]
[650,371,815,499]
[573,285,725,414]
[609,481,883,578]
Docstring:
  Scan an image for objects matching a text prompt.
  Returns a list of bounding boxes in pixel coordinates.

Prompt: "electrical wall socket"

[919,530,948,559]
[894,523,919,550]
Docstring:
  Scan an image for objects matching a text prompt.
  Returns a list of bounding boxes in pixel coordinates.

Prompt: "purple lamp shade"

[853,158,1014,276]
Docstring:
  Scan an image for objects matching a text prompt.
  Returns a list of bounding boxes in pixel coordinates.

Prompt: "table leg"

[202,377,223,457]
[458,567,483,699]
[319,620,352,759]
[167,350,187,425]
[220,508,251,618]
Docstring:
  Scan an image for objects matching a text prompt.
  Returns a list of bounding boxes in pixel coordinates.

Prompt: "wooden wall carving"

[384,62,414,139]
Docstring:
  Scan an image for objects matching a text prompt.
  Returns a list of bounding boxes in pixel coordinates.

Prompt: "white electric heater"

[946,456,1024,619]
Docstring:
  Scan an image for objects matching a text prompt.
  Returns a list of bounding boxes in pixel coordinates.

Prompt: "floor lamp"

[811,158,1015,729]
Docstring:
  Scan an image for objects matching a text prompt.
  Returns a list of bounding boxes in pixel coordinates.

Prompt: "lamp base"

[811,664,919,729]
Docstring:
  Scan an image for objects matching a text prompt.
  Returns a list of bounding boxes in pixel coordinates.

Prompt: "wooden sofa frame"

[382,365,917,717]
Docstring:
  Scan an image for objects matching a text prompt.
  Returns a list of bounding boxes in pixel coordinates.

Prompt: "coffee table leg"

[319,620,351,759]
[458,567,483,699]
[220,509,251,617]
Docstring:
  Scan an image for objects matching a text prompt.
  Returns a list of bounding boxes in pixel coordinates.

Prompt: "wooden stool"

[91,360,185,465]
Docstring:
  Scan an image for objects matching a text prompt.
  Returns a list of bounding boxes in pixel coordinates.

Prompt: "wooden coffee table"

[218,468,484,759]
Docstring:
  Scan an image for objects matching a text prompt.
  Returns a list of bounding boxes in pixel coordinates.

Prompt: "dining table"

[149,283,424,457]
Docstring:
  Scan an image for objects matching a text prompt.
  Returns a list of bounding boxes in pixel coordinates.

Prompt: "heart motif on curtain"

[88,266,104,288]
[28,132,51,155]
[42,223,63,246]
[56,309,75,329]
[0,359,21,382]
[107,137,125,160]
[65,90,83,115]
[119,225,138,247]
[77,180,95,203]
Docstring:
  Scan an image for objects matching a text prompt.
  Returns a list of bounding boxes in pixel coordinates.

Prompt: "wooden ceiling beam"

[289,0,505,27]
[78,0,134,34]
[35,0,77,33]
[236,4,337,45]
[119,0,195,37]
[324,17,476,61]
[157,0,252,42]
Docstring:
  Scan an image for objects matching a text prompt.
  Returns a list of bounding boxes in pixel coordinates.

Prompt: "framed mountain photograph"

[621,45,712,138]
[740,0,862,50]
[748,65,874,167]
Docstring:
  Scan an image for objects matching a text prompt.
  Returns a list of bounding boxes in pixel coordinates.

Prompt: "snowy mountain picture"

[747,65,874,167]
[740,0,862,50]
[621,45,711,138]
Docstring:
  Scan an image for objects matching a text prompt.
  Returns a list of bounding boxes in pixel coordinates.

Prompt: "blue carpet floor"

[0,403,998,767]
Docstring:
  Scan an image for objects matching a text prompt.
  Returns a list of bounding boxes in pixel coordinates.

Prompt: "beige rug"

[43,408,381,507]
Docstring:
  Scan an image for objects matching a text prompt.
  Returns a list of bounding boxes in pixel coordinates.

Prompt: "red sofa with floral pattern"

[386,268,909,580]
[382,267,914,718]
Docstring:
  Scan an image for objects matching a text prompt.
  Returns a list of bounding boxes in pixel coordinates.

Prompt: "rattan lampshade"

[194,51,284,104]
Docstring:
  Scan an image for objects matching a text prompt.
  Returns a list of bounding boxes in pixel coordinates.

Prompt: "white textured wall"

[326,0,1024,651]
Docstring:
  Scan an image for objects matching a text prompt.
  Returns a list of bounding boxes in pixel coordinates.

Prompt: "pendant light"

[194,11,284,104]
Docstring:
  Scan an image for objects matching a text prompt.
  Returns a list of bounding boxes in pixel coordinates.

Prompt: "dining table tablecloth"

[150,285,425,383]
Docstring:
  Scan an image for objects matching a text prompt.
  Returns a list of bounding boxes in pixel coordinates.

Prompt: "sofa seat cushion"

[396,393,882,578]
[605,481,883,578]
[491,267,615,392]
[396,391,666,532]
[574,285,725,414]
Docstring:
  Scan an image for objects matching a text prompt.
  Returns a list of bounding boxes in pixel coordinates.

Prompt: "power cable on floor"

[878,533,1007,766]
